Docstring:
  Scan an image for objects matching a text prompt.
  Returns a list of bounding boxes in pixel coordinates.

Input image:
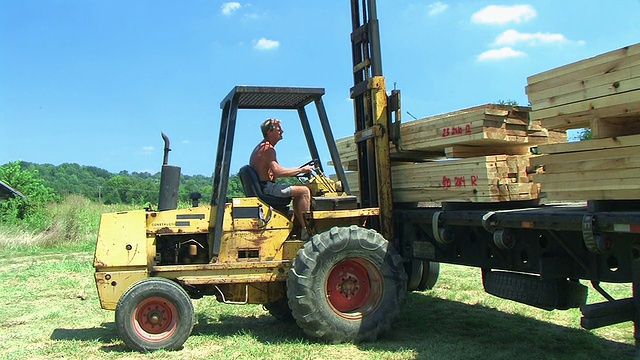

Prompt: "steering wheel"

[296,159,318,180]
[299,159,317,168]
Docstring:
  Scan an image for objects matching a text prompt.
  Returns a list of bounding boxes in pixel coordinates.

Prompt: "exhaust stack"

[158,132,181,211]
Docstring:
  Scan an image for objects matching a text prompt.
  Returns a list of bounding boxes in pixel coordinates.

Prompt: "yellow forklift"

[94,85,408,351]
[91,0,447,351]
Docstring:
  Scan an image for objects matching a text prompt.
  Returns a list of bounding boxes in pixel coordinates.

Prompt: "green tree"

[0,161,58,229]
[578,128,592,140]
[496,99,519,106]
[227,174,245,198]
[5,161,299,207]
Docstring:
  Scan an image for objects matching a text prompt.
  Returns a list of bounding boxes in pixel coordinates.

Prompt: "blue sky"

[1,1,639,176]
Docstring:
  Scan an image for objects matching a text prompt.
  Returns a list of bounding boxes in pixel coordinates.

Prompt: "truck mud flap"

[482,270,587,311]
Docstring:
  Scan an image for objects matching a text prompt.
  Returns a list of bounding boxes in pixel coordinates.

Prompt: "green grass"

[0,251,634,360]
[0,199,635,359]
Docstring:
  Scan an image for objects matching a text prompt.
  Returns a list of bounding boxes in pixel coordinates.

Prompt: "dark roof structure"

[0,180,25,200]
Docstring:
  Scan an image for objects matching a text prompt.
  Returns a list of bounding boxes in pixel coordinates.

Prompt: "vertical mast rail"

[349,0,394,239]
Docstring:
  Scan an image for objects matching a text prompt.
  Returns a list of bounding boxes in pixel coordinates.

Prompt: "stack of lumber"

[334,104,566,203]
[343,155,538,203]
[531,134,640,201]
[335,104,566,170]
[526,43,640,138]
[398,105,560,152]
[526,42,640,201]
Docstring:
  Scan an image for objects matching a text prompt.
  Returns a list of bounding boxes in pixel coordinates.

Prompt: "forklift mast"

[349,0,399,240]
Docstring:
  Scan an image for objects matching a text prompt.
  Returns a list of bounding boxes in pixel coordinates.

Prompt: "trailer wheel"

[405,259,424,291]
[287,226,407,343]
[264,297,294,322]
[115,277,195,352]
[416,261,440,291]
[406,260,440,291]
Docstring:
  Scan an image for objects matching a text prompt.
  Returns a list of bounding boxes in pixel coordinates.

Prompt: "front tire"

[287,226,407,343]
[115,277,195,352]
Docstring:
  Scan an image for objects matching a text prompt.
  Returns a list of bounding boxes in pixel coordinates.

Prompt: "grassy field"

[0,245,635,360]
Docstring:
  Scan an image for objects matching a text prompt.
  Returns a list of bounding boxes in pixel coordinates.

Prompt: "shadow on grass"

[50,322,132,353]
[192,311,306,342]
[50,322,115,343]
[50,293,636,359]
[372,293,636,360]
[191,293,636,359]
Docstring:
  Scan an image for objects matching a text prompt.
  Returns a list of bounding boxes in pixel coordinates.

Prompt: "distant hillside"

[3,161,301,206]
[16,162,223,205]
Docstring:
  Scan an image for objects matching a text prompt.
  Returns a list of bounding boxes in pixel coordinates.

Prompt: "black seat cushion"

[238,165,291,207]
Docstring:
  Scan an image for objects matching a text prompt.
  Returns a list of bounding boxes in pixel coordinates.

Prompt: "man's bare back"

[249,118,313,232]
[249,140,277,182]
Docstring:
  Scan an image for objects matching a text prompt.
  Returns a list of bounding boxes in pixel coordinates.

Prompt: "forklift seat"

[238,165,292,209]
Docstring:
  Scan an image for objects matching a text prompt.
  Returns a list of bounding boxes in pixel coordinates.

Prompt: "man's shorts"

[262,181,292,198]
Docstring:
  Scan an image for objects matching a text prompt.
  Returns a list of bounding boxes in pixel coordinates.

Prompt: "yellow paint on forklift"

[312,207,379,219]
[146,205,212,234]
[94,210,149,269]
[95,270,148,310]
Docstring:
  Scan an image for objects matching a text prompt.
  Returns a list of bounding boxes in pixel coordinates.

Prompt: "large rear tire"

[287,226,407,343]
[115,277,195,352]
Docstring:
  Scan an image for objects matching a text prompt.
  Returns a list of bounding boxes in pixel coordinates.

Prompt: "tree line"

[2,161,252,206]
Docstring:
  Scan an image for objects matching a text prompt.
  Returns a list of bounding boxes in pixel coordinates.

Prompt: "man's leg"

[290,185,310,228]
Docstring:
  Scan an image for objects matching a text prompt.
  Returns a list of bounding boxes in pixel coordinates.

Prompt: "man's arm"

[269,160,313,178]
[267,149,313,178]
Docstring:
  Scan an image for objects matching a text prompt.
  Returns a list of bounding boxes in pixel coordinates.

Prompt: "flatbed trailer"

[345,0,640,349]
[395,200,640,344]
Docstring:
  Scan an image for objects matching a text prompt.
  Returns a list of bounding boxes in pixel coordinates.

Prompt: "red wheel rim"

[326,258,381,314]
[132,296,178,341]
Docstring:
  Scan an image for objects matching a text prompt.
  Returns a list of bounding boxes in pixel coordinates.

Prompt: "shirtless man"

[249,118,314,231]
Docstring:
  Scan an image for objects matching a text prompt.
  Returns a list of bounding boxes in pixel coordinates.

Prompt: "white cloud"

[142,146,154,154]
[472,5,536,25]
[494,29,567,45]
[243,13,261,20]
[221,2,241,16]
[428,2,448,16]
[477,47,526,61]
[254,38,279,50]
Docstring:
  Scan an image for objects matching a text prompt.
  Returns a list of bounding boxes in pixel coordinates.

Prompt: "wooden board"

[530,89,640,123]
[444,145,532,158]
[537,133,640,154]
[529,70,640,111]
[532,134,640,200]
[590,117,640,138]
[339,155,538,203]
[526,42,640,135]
[530,146,638,167]
[542,156,640,174]
[335,104,565,166]
[539,189,640,201]
[526,43,640,92]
